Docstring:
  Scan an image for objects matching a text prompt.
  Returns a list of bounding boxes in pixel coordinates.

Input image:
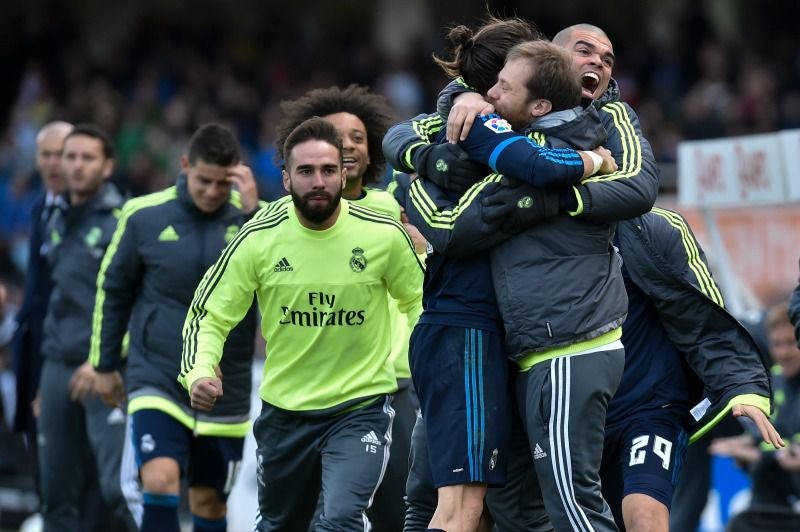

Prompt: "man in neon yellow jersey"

[274,84,426,532]
[181,117,424,531]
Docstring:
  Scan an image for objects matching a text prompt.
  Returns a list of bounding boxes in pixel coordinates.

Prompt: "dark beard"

[291,188,342,225]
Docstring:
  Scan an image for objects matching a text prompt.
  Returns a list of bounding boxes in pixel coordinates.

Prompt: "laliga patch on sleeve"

[482,116,513,134]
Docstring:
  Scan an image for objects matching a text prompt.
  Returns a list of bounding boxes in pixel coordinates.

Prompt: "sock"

[192,514,228,532]
[141,492,180,532]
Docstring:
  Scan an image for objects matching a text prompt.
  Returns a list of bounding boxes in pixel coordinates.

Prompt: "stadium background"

[1,1,799,530]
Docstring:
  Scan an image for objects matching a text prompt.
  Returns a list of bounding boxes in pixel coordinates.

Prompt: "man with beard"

[36,124,136,531]
[180,117,424,531]
[274,86,424,531]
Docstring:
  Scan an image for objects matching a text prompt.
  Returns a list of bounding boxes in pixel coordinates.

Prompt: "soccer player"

[391,22,779,532]
[392,35,627,532]
[90,123,261,532]
[273,84,420,531]
[180,117,424,531]
[36,124,136,531]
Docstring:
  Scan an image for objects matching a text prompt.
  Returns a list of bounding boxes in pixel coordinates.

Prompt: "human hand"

[31,390,41,418]
[227,164,259,213]
[592,146,617,175]
[412,143,485,194]
[400,212,428,254]
[447,92,494,143]
[709,434,761,466]
[732,403,784,448]
[68,361,97,401]
[95,370,125,407]
[481,179,559,234]
[190,376,223,411]
[776,445,800,471]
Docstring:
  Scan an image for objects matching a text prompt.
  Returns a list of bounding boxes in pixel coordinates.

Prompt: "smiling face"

[322,112,370,197]
[282,139,347,229]
[486,57,537,130]
[560,28,615,100]
[182,156,234,214]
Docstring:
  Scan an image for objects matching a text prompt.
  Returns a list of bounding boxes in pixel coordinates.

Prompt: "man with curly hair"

[274,86,422,531]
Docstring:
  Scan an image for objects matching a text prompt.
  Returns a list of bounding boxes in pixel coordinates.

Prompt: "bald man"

[11,121,73,436]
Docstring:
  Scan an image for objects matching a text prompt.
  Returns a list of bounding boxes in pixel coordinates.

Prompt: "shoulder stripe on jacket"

[90,187,178,367]
[408,175,503,229]
[180,203,290,376]
[584,102,642,183]
[650,207,724,306]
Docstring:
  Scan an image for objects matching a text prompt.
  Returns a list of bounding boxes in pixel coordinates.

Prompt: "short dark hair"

[274,85,393,184]
[283,117,343,168]
[64,124,114,159]
[187,123,241,166]
[506,41,582,111]
[433,15,543,95]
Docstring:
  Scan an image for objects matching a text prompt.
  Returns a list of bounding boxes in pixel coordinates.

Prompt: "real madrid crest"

[349,247,367,272]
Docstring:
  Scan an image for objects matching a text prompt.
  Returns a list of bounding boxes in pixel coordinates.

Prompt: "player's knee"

[189,486,226,519]
[140,459,180,494]
[623,494,668,532]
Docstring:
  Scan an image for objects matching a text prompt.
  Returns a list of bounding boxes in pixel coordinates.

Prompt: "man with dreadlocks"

[274,85,423,531]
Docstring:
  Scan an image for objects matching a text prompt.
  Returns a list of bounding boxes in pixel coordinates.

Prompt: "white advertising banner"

[678,132,789,207]
[778,129,800,202]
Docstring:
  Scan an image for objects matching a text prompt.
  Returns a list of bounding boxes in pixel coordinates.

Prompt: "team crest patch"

[224,224,240,243]
[482,116,512,134]
[84,226,102,247]
[349,247,367,272]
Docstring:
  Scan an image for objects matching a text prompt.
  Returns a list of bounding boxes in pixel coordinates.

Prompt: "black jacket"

[89,175,257,421]
[789,261,800,345]
[616,209,771,441]
[40,183,125,365]
[388,104,655,359]
[11,191,56,431]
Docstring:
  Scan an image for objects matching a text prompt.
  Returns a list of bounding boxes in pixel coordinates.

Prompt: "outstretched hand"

[732,403,784,448]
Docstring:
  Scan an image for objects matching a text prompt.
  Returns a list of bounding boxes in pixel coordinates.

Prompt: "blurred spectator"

[710,301,800,513]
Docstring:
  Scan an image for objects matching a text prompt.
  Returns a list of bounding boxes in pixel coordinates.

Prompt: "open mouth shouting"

[581,71,600,99]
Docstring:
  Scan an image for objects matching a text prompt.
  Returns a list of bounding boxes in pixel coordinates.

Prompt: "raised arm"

[563,102,659,222]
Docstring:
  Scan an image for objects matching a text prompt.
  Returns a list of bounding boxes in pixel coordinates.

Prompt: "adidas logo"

[360,431,382,446]
[273,257,293,272]
[533,443,547,460]
[158,225,179,241]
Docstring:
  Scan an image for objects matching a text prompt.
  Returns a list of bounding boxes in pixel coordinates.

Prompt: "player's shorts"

[409,323,512,488]
[131,408,244,500]
[601,412,688,516]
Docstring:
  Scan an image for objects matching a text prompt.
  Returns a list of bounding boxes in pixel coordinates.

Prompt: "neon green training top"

[180,198,424,413]
[353,187,413,380]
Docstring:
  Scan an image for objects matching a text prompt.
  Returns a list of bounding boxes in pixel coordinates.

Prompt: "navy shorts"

[601,413,688,522]
[130,409,245,500]
[409,323,512,488]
